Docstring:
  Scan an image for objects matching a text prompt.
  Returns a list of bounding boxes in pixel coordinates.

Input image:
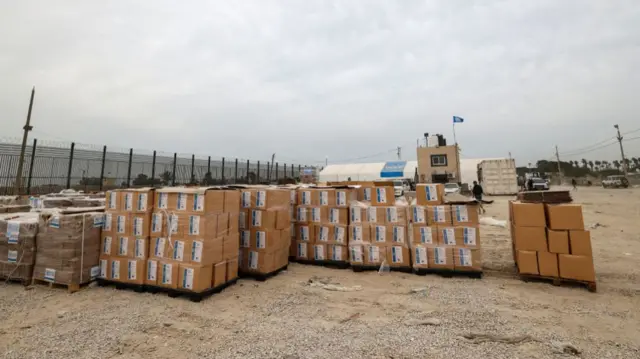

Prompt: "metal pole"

[257,161,261,183]
[14,87,36,195]
[614,125,628,174]
[26,138,37,195]
[221,157,226,184]
[190,154,195,184]
[99,145,107,191]
[207,156,211,175]
[172,153,177,186]
[151,150,157,185]
[266,162,270,182]
[66,142,75,189]
[126,148,133,187]
[246,160,250,184]
[555,145,563,185]
[234,158,238,184]
[275,162,279,181]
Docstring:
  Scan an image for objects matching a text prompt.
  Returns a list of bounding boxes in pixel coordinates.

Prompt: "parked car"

[530,178,549,190]
[393,180,405,197]
[444,183,461,195]
[602,175,629,188]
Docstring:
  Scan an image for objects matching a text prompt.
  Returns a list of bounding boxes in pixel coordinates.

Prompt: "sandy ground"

[1,186,639,359]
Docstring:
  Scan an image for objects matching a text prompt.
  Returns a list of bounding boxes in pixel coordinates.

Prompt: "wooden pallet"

[96,278,239,302]
[351,265,413,274]
[290,259,350,270]
[239,264,288,282]
[519,274,596,292]
[413,268,483,279]
[1,277,31,286]
[517,190,572,204]
[31,278,93,293]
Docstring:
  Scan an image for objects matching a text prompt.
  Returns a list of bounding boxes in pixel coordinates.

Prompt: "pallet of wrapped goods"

[32,209,103,292]
[0,213,39,285]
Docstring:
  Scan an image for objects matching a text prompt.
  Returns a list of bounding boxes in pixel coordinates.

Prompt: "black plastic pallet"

[351,265,413,273]
[239,264,288,282]
[519,274,596,292]
[290,259,350,270]
[413,268,483,279]
[96,278,238,302]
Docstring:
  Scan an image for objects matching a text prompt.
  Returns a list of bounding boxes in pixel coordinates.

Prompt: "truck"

[477,159,518,195]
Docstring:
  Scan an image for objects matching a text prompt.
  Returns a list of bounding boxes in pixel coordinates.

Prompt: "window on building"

[431,154,448,167]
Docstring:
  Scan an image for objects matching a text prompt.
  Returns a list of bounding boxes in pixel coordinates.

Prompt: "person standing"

[571,178,578,191]
[472,181,486,214]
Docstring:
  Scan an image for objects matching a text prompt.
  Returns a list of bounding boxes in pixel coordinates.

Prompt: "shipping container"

[477,159,518,195]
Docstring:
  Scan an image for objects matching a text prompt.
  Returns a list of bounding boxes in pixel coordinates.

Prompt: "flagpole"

[452,122,457,144]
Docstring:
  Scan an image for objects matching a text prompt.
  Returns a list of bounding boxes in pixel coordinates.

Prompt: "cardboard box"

[364,245,387,266]
[249,209,278,229]
[167,239,187,262]
[412,246,429,268]
[222,235,239,260]
[178,264,213,292]
[98,256,110,279]
[327,207,349,225]
[410,206,426,224]
[109,258,125,281]
[149,237,168,259]
[329,225,347,245]
[115,237,149,259]
[106,191,120,211]
[145,259,158,285]
[453,247,482,271]
[569,230,592,256]
[427,206,452,226]
[130,212,153,237]
[411,226,437,246]
[187,238,223,265]
[558,254,595,282]
[100,235,115,256]
[223,191,241,213]
[328,244,347,261]
[427,246,454,270]
[366,207,387,224]
[458,226,481,248]
[416,184,445,206]
[370,187,395,206]
[120,188,154,213]
[516,250,539,275]
[545,204,584,230]
[451,204,480,225]
[226,258,238,281]
[334,189,357,207]
[241,249,286,273]
[371,224,392,245]
[212,262,226,287]
[349,245,364,264]
[295,241,309,260]
[125,258,146,284]
[246,228,282,252]
[547,229,569,254]
[295,224,315,243]
[386,246,410,267]
[311,244,327,261]
[228,212,239,235]
[349,206,369,224]
[384,206,408,224]
[297,189,322,206]
[510,202,546,227]
[349,224,371,244]
[158,260,180,289]
[240,188,290,209]
[512,225,547,252]
[357,185,374,202]
[437,226,457,246]
[537,251,559,277]
[239,210,249,230]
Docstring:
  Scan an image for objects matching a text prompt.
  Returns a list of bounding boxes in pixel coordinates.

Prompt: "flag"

[453,116,464,123]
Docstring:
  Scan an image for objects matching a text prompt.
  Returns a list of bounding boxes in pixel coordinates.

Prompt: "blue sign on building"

[380,161,407,178]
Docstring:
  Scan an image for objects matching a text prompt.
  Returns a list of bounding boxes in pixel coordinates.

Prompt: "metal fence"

[0,138,312,195]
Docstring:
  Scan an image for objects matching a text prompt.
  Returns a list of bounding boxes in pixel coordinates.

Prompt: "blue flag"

[453,116,464,123]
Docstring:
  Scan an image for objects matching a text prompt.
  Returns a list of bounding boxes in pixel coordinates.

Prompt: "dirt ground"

[1,186,639,359]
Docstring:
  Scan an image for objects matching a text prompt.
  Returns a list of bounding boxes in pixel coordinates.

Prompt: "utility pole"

[397,146,401,160]
[555,145,563,185]
[614,124,627,174]
[14,87,35,195]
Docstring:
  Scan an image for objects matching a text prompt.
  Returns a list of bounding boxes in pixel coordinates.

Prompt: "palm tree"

[632,157,639,169]
[581,158,588,168]
[613,160,621,170]
[588,160,594,171]
[595,160,602,171]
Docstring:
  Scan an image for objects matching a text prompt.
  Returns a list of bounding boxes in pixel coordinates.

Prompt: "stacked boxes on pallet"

[239,188,290,275]
[287,187,297,259]
[0,213,38,283]
[410,184,482,272]
[510,201,595,282]
[294,188,354,263]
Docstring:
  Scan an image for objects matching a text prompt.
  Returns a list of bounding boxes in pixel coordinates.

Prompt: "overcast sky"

[1,1,639,166]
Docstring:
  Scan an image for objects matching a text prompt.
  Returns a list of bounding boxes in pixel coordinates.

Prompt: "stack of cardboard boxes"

[410,184,482,272]
[348,186,412,269]
[511,201,595,283]
[0,213,38,283]
[239,188,291,275]
[294,188,354,263]
[287,187,298,259]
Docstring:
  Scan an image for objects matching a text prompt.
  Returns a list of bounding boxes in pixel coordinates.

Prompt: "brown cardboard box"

[178,264,213,292]
[510,201,546,227]
[239,210,249,230]
[366,207,387,224]
[158,260,180,289]
[106,191,120,211]
[150,212,165,236]
[547,229,569,254]
[150,237,168,259]
[371,224,392,245]
[349,206,369,224]
[228,212,239,236]
[328,208,349,225]
[241,188,290,209]
[248,228,282,252]
[457,226,481,248]
[121,188,154,213]
[212,262,226,287]
[328,244,348,261]
[349,245,364,265]
[412,246,429,268]
[537,251,559,277]
[101,235,115,256]
[453,247,482,271]
[427,206,452,226]
[427,246,454,270]
[115,237,149,259]
[364,244,386,265]
[451,204,480,226]
[437,226,457,246]
[145,259,158,285]
[311,244,327,261]
[222,235,239,260]
[386,246,410,267]
[223,191,241,213]
[517,250,539,275]
[109,258,125,281]
[416,184,445,206]
[167,239,187,262]
[295,224,314,243]
[249,209,278,229]
[334,189,357,207]
[124,258,146,284]
[307,207,329,224]
[349,224,371,244]
[384,206,409,224]
[558,254,595,282]
[98,256,110,279]
[328,225,347,245]
[315,224,331,244]
[411,225,437,246]
[512,225,547,252]
[297,189,321,206]
[410,206,427,224]
[390,225,408,246]
[187,238,223,265]
[275,209,290,230]
[357,185,374,202]
[370,186,395,206]
[569,230,592,256]
[126,212,153,237]
[295,241,310,260]
[226,258,238,281]
[545,204,584,230]
[241,249,285,273]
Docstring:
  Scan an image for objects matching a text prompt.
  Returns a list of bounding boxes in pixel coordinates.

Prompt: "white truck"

[477,159,518,195]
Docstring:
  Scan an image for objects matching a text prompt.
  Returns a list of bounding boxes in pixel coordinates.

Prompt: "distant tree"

[79,177,102,186]
[595,160,602,171]
[623,158,631,169]
[632,158,639,169]
[159,171,173,185]
[132,173,162,187]
[581,158,587,168]
[588,160,594,171]
[613,160,621,170]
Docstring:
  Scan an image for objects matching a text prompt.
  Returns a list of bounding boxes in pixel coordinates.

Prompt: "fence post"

[172,153,177,186]
[290,163,293,178]
[126,148,133,187]
[190,154,195,184]
[99,145,107,191]
[257,161,261,183]
[151,150,156,185]
[298,164,301,179]
[207,156,211,175]
[66,142,75,189]
[234,158,238,184]
[221,157,226,184]
[275,162,279,181]
[246,160,250,184]
[26,138,37,195]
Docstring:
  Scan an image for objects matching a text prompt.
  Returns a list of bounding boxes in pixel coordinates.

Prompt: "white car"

[444,183,461,194]
[393,180,404,197]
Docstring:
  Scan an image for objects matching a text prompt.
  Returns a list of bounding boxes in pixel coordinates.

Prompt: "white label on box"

[153,238,166,257]
[147,260,157,280]
[116,215,126,234]
[151,213,162,233]
[351,226,363,242]
[290,190,296,203]
[7,235,18,244]
[433,206,446,223]
[7,250,18,263]
[414,247,428,265]
[334,226,345,243]
[350,207,361,223]
[329,208,340,224]
[391,246,403,263]
[241,192,251,208]
[103,236,112,255]
[318,226,329,242]
[104,213,112,231]
[124,193,133,211]
[350,246,363,263]
[336,191,346,206]
[172,240,185,261]
[182,267,194,289]
[412,207,425,224]
[300,226,310,241]
[135,239,146,258]
[458,248,472,266]
[93,215,103,228]
[6,221,20,237]
[256,231,266,248]
[367,207,378,223]
[133,217,144,236]
[189,215,200,235]
[158,193,168,209]
[297,243,307,258]
[251,210,262,227]
[311,208,321,223]
[386,207,398,223]
[170,214,179,234]
[455,205,469,222]
[301,191,311,205]
[128,260,137,280]
[111,261,120,280]
[332,245,343,261]
[161,263,172,284]
[193,193,204,211]
[297,207,307,222]
[137,193,147,211]
[374,226,386,243]
[364,188,371,201]
[249,251,258,269]
[368,246,380,262]
[434,247,447,265]
[424,184,439,201]
[99,259,108,278]
[376,188,387,204]
[314,245,325,260]
[239,212,246,229]
[256,191,266,208]
[463,227,477,246]
[419,227,434,244]
[191,240,203,262]
[50,217,60,228]
[442,228,456,245]
[393,226,405,243]
[177,193,187,210]
[118,237,128,256]
[108,192,117,209]
[320,191,328,206]
[44,268,56,281]
[240,231,251,248]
